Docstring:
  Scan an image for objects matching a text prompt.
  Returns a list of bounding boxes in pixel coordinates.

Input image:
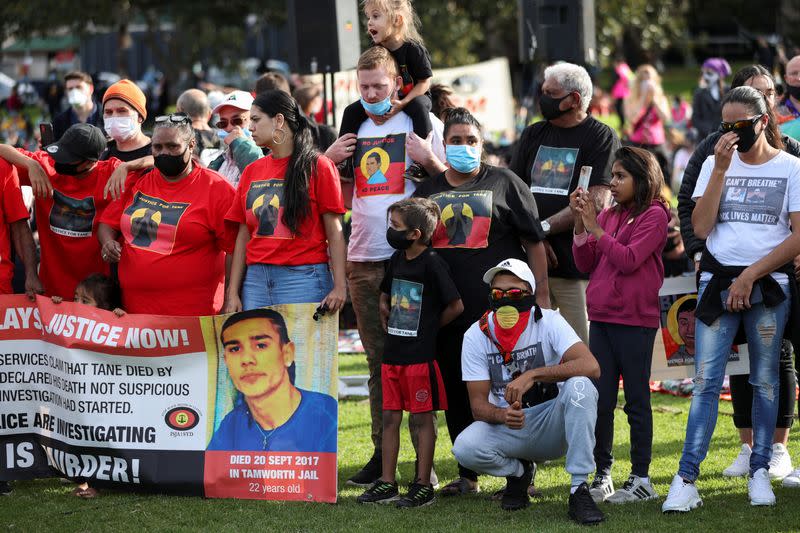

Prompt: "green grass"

[4,357,800,532]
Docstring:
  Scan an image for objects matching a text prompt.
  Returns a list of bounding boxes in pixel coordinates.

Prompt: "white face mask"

[104,116,139,142]
[67,88,88,108]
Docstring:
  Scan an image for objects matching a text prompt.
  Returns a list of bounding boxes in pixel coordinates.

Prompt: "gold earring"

[272,128,287,145]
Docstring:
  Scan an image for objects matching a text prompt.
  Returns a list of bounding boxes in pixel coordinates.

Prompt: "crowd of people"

[4,0,800,525]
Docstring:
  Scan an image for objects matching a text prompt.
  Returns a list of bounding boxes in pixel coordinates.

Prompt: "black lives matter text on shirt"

[718,176,787,225]
[388,42,433,99]
[510,116,620,278]
[414,165,544,327]
[379,248,460,365]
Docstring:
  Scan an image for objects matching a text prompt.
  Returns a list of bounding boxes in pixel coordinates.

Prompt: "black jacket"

[677,133,800,258]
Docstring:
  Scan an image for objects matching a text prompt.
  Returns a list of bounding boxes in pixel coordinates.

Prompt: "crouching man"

[451,258,604,525]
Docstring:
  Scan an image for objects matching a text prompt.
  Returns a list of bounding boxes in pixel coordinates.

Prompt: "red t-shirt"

[225,155,345,266]
[100,166,235,316]
[16,150,119,298]
[0,160,30,294]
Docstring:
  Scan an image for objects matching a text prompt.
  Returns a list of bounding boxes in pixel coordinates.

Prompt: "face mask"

[446,144,481,173]
[489,294,537,314]
[67,88,88,108]
[154,148,190,178]
[54,161,85,176]
[539,93,572,120]
[786,84,800,100]
[386,227,414,249]
[733,122,762,153]
[104,116,139,142]
[703,71,719,85]
[361,96,392,116]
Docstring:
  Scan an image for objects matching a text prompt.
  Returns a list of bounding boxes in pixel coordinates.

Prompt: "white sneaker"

[782,468,800,488]
[749,468,776,506]
[662,474,702,513]
[768,443,793,480]
[588,475,614,503]
[606,475,659,504]
[722,444,752,477]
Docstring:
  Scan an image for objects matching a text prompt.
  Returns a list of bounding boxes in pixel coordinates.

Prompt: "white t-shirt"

[693,150,800,280]
[461,309,581,408]
[348,112,445,262]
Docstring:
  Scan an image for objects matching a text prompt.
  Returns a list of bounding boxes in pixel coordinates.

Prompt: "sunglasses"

[490,288,531,301]
[719,115,762,132]
[155,113,191,125]
[215,117,246,129]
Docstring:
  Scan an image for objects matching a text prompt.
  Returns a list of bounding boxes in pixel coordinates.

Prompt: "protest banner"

[0,295,338,502]
[651,276,749,380]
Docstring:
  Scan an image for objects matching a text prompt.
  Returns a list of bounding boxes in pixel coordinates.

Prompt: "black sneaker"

[403,163,428,183]
[412,459,440,490]
[492,462,540,501]
[0,481,12,495]
[568,482,606,525]
[501,460,533,511]
[357,480,400,504]
[396,482,435,508]
[346,451,382,487]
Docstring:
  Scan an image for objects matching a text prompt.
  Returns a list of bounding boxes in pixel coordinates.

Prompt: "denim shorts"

[241,263,333,310]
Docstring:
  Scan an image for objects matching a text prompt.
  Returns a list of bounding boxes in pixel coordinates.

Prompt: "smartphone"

[39,122,54,148]
[721,285,763,308]
[577,165,592,191]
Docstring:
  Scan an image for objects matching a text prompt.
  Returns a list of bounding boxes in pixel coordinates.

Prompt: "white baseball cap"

[482,258,536,293]
[212,90,255,115]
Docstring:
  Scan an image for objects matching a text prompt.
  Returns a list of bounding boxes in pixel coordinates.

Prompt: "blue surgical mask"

[360,96,392,116]
[446,144,481,173]
[216,129,228,141]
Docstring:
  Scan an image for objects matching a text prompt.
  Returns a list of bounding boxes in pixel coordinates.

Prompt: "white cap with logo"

[212,90,255,115]
[482,258,536,293]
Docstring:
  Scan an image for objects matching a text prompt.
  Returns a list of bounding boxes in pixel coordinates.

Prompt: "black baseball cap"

[45,123,107,164]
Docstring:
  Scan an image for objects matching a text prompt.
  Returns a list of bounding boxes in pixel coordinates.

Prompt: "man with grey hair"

[176,88,221,155]
[510,62,619,346]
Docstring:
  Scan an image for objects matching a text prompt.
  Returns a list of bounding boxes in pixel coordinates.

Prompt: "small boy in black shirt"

[357,197,463,508]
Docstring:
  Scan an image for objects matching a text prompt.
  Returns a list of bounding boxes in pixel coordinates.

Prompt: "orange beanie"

[103,79,147,119]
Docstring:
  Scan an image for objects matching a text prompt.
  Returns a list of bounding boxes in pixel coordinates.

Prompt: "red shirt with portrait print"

[100,165,235,316]
[0,160,30,294]
[225,154,345,266]
[15,149,119,298]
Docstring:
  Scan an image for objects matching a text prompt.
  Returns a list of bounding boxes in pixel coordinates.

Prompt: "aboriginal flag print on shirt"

[121,192,190,255]
[429,190,493,249]
[49,190,95,238]
[354,133,406,197]
[246,179,292,239]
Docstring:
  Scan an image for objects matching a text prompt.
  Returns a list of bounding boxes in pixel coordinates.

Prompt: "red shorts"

[382,361,448,413]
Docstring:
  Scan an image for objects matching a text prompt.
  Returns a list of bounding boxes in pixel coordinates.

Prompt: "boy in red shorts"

[357,197,463,507]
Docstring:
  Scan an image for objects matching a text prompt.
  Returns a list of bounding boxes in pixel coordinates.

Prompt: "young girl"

[338,0,433,181]
[52,273,124,498]
[570,147,669,504]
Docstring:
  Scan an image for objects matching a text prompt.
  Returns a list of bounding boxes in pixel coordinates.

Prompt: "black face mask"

[386,227,414,250]
[786,84,800,100]
[733,123,762,153]
[55,161,84,175]
[154,148,189,177]
[489,294,537,313]
[539,93,572,120]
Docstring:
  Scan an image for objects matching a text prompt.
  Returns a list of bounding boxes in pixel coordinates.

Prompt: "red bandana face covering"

[491,307,530,359]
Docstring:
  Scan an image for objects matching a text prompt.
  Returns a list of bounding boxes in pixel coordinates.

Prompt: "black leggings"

[729,339,796,429]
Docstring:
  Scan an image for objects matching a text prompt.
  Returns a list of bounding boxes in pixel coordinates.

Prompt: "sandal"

[440,477,480,496]
[72,486,99,499]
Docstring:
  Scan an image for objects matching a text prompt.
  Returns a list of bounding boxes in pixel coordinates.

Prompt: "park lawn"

[4,355,800,532]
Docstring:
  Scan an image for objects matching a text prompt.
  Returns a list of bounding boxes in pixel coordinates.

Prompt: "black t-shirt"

[100,140,152,162]
[509,116,619,278]
[389,42,432,99]
[414,165,545,328]
[380,248,460,365]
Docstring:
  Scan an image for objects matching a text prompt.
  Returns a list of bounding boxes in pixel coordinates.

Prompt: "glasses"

[719,115,762,132]
[215,117,246,129]
[490,288,531,301]
[155,113,191,125]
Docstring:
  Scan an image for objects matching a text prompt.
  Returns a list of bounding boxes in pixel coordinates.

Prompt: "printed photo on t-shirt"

[388,278,423,337]
[49,190,95,238]
[486,342,545,399]
[719,176,786,225]
[529,145,579,196]
[121,192,190,255]
[354,133,406,197]
[429,190,493,249]
[246,179,292,239]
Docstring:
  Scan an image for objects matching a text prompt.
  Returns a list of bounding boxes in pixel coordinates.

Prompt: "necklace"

[255,422,283,450]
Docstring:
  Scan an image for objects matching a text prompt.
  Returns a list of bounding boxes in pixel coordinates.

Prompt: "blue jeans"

[678,278,790,481]
[242,263,333,310]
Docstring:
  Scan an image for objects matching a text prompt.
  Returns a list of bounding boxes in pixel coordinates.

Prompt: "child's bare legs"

[414,411,436,486]
[381,410,403,483]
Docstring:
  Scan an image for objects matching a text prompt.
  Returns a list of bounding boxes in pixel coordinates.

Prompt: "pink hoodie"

[572,201,670,328]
